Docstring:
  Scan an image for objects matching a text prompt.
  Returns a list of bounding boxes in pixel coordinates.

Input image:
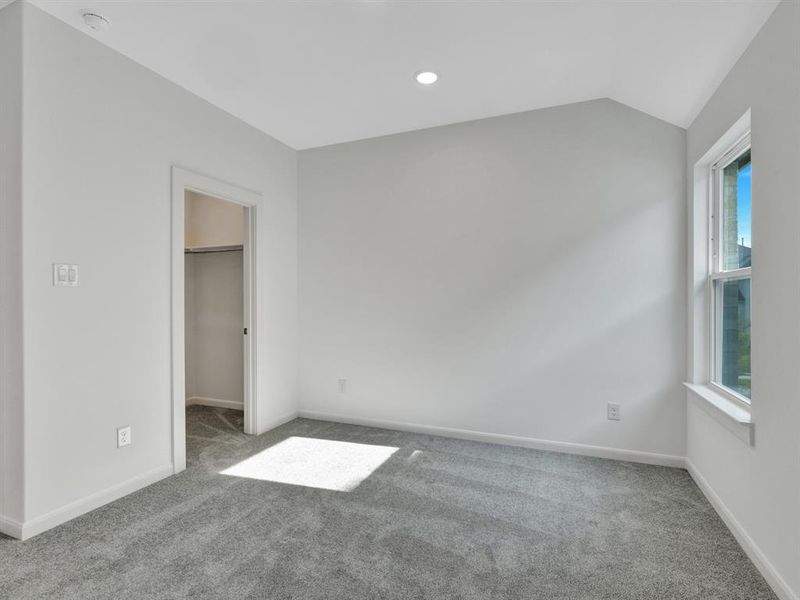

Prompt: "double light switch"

[53,263,79,287]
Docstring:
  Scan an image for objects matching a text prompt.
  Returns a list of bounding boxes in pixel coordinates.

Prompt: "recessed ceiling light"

[82,12,111,32]
[415,71,438,85]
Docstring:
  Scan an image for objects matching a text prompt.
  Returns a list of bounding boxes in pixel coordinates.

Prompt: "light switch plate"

[53,263,79,287]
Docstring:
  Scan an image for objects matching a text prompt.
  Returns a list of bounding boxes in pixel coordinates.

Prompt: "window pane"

[721,150,751,270]
[716,277,751,399]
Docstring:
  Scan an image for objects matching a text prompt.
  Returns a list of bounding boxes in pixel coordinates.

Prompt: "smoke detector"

[82,12,111,32]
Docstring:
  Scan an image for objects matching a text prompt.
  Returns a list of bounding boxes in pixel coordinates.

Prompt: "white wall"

[185,190,244,249]
[0,0,24,531]
[19,3,297,529]
[185,251,244,407]
[299,99,687,460]
[184,254,196,399]
[685,1,800,598]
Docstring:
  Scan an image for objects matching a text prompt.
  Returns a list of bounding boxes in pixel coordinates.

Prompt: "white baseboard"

[686,459,798,600]
[297,409,686,468]
[186,396,244,411]
[17,463,174,541]
[0,514,23,539]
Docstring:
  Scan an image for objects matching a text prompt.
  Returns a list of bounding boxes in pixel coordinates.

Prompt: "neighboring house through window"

[710,136,751,402]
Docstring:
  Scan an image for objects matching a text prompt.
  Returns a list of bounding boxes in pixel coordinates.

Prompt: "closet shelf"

[185,245,243,254]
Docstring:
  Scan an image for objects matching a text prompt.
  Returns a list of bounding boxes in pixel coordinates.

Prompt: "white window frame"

[708,133,751,407]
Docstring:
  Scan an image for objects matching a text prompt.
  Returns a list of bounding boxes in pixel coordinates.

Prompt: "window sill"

[683,383,754,446]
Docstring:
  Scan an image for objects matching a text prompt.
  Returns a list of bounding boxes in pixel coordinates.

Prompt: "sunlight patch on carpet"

[221,436,399,491]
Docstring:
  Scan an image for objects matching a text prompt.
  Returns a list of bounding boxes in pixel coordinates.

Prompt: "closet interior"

[184,190,245,427]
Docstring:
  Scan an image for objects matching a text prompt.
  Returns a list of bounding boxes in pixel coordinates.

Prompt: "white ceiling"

[30,0,778,150]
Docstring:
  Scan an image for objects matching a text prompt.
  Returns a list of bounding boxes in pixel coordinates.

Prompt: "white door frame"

[171,166,260,473]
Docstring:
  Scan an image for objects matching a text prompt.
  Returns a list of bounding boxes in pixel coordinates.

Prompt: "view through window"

[713,143,751,400]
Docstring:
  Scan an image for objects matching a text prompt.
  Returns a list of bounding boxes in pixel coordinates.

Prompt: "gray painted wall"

[0,0,24,528]
[299,99,687,458]
[686,0,800,597]
[19,3,297,524]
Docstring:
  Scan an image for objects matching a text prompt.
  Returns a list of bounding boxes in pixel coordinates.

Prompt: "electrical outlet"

[117,426,132,448]
[338,378,347,393]
[607,403,621,421]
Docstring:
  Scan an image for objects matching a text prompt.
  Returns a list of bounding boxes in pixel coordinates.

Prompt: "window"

[710,136,751,402]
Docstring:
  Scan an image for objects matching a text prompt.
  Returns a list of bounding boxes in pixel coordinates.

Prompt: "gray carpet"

[0,406,777,599]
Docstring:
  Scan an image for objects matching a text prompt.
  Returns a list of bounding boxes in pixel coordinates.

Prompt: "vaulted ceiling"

[30,0,779,149]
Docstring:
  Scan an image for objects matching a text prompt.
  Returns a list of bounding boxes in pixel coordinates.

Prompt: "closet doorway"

[171,167,260,473]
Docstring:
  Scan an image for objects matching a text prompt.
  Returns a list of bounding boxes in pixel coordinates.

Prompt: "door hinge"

[243,327,248,335]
